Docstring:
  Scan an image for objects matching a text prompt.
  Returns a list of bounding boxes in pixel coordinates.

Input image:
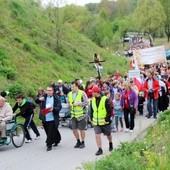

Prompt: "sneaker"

[95,148,103,156]
[3,140,10,145]
[79,142,85,149]
[125,129,129,133]
[129,130,133,133]
[153,116,157,119]
[0,137,4,143]
[47,146,52,151]
[74,141,81,148]
[53,143,59,147]
[25,139,32,143]
[35,136,40,140]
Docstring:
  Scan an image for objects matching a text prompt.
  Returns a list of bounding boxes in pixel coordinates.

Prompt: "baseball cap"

[58,79,63,83]
[91,86,100,93]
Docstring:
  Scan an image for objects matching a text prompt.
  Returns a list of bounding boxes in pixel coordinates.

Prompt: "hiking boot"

[79,142,85,149]
[74,141,81,148]
[95,148,103,156]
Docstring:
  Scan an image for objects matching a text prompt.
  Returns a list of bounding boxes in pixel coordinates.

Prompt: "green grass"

[0,0,129,98]
[83,110,170,170]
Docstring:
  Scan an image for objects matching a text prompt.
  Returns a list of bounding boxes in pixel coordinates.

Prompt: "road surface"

[0,115,156,170]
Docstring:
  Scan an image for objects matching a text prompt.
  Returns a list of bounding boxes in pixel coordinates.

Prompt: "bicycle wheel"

[11,124,25,148]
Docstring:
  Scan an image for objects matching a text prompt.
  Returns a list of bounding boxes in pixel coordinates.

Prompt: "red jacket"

[143,78,160,99]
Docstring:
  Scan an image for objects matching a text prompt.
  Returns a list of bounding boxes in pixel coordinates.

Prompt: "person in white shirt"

[0,96,13,144]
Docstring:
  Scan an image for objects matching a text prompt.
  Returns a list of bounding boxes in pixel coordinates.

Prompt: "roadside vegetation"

[83,110,170,170]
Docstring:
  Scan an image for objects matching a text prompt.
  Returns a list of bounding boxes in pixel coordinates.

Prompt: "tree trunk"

[148,34,154,47]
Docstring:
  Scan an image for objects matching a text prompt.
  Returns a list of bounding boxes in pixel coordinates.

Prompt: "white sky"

[42,0,101,6]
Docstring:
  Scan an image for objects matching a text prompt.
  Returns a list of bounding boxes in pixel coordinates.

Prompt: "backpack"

[26,98,36,110]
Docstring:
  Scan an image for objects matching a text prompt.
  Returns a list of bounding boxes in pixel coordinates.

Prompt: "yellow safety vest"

[68,90,84,118]
[91,96,108,126]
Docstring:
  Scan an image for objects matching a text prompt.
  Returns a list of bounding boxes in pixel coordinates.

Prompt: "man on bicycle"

[0,96,13,144]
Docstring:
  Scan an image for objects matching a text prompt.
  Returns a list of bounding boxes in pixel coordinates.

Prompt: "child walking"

[113,93,123,132]
[105,91,115,132]
[138,92,145,115]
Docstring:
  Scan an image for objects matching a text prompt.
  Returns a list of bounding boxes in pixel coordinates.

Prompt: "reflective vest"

[68,90,84,118]
[91,96,108,126]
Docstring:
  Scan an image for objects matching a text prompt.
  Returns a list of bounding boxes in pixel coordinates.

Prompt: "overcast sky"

[42,0,101,6]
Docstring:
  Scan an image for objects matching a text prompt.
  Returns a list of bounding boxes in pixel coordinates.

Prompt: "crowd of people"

[0,62,170,155]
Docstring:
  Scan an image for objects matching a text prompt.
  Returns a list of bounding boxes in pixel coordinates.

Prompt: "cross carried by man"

[89,53,105,80]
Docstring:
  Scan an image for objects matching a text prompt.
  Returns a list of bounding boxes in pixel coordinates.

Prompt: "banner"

[128,69,140,79]
[134,45,167,65]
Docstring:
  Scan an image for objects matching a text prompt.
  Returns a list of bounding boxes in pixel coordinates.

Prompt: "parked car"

[122,35,131,42]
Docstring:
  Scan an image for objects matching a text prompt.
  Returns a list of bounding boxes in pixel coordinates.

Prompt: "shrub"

[23,42,31,51]
[14,36,22,43]
[6,68,16,80]
[0,67,16,80]
[7,83,25,98]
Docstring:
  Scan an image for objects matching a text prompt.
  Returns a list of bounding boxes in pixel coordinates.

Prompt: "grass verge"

[83,110,170,170]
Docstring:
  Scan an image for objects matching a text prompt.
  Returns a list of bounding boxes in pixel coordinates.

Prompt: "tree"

[134,0,166,46]
[116,0,131,17]
[46,0,66,52]
[159,0,170,42]
[96,9,113,47]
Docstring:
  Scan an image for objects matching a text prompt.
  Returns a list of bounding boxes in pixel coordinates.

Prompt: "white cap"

[58,79,63,83]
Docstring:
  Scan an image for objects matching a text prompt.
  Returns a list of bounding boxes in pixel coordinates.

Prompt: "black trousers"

[24,114,40,140]
[43,121,61,147]
[124,108,135,130]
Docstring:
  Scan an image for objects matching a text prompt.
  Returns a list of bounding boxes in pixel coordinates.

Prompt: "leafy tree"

[85,3,99,14]
[98,0,117,20]
[96,9,113,47]
[116,0,131,17]
[134,0,166,45]
[46,0,66,52]
[159,0,170,42]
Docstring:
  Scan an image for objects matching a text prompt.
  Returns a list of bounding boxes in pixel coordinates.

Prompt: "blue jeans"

[147,97,158,117]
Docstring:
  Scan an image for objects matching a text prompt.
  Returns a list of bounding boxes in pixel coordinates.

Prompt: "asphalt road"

[0,115,156,170]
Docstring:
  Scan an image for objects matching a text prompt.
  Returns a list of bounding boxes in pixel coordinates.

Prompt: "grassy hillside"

[0,0,129,97]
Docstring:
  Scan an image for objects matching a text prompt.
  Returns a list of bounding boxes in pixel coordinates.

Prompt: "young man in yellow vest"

[90,86,113,156]
[68,81,88,149]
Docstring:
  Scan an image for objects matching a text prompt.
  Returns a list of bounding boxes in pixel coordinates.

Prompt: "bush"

[0,67,16,80]
[14,36,22,43]
[6,68,16,80]
[23,42,31,51]
[0,49,8,60]
[7,83,25,98]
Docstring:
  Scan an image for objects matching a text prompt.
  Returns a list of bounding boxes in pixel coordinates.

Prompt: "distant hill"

[0,0,129,97]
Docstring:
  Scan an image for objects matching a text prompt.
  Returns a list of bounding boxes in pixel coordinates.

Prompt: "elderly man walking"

[0,96,13,144]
